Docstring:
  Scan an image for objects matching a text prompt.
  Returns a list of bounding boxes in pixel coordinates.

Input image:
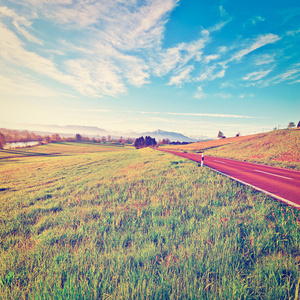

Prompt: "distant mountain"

[141,129,199,142]
[20,124,108,137]
[3,124,208,142]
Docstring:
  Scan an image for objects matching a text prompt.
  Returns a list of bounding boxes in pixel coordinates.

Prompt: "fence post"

[201,153,204,167]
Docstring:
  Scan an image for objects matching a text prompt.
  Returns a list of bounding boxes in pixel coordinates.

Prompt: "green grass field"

[1,142,300,299]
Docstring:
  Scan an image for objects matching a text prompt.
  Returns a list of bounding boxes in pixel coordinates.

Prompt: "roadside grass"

[1,143,300,299]
[162,129,300,170]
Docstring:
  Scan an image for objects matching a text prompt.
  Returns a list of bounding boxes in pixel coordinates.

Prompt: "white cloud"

[214,93,232,99]
[0,6,43,44]
[254,54,275,65]
[204,54,220,64]
[249,16,265,25]
[289,80,300,84]
[196,63,227,82]
[231,34,281,61]
[220,82,235,88]
[272,68,300,84]
[0,22,127,97]
[219,5,227,17]
[239,94,254,99]
[168,65,194,86]
[19,0,179,97]
[60,40,93,54]
[0,72,58,97]
[287,28,300,36]
[64,58,126,97]
[194,86,207,99]
[218,46,227,53]
[243,69,273,81]
[27,0,179,50]
[0,1,293,100]
[141,111,256,119]
[0,23,70,81]
[208,20,230,33]
[154,35,208,77]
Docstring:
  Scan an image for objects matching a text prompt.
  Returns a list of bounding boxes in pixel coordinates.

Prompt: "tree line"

[0,128,135,150]
[134,136,157,149]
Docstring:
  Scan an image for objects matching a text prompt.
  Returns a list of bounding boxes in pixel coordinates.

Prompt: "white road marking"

[254,169,293,180]
[206,166,300,209]
[214,160,226,164]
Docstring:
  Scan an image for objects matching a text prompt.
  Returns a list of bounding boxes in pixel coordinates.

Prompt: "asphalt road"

[161,149,300,209]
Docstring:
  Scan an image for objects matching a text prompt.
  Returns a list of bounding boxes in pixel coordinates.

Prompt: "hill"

[162,129,300,170]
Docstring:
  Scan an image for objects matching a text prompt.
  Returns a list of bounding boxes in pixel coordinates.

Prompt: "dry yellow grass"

[162,133,259,152]
[161,129,300,170]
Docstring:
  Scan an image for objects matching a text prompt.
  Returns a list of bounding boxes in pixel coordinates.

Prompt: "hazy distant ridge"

[13,124,206,142]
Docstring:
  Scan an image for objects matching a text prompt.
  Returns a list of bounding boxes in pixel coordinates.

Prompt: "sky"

[0,0,299,139]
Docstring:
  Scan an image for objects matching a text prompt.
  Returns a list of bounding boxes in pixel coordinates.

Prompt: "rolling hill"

[162,128,300,170]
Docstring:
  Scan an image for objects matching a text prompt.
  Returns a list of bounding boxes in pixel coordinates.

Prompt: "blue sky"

[0,0,299,138]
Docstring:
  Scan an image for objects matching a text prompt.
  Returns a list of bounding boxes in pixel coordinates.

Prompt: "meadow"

[1,142,300,299]
[163,129,300,170]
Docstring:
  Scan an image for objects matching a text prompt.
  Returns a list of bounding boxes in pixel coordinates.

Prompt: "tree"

[297,121,300,128]
[51,133,62,142]
[288,122,295,129]
[0,132,6,149]
[75,134,82,141]
[102,136,106,143]
[236,133,240,137]
[44,136,51,144]
[134,136,156,149]
[218,131,225,138]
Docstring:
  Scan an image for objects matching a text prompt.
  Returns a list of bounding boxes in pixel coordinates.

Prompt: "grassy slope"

[163,129,300,170]
[1,143,300,299]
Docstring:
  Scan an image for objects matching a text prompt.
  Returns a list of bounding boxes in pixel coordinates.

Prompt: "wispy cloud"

[272,67,300,84]
[220,82,235,88]
[196,63,227,82]
[168,65,194,86]
[194,86,207,99]
[0,61,74,98]
[0,23,72,83]
[140,111,257,119]
[0,1,297,101]
[287,28,300,36]
[245,16,265,26]
[254,53,275,65]
[0,6,43,44]
[231,34,281,61]
[214,92,232,99]
[154,35,208,77]
[239,93,254,99]
[204,54,220,64]
[243,69,273,81]
[0,1,180,97]
[64,108,110,112]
